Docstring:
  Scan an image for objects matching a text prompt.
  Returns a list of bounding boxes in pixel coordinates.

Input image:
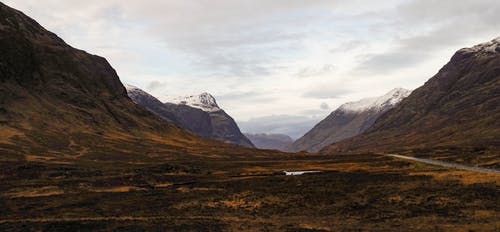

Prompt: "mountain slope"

[126,85,254,148]
[244,133,294,151]
[126,85,213,138]
[288,88,411,152]
[323,37,500,156]
[167,93,221,112]
[0,2,231,161]
[207,109,255,148]
[125,84,181,125]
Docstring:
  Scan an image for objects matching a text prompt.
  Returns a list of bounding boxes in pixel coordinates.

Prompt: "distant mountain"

[287,88,411,152]
[323,37,500,155]
[244,133,294,151]
[238,115,321,140]
[126,85,254,148]
[166,93,221,112]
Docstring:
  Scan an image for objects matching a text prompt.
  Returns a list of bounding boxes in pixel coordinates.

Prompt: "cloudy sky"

[5,0,499,138]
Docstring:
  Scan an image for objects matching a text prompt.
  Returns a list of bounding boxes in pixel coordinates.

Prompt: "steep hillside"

[244,133,294,151]
[207,109,254,148]
[126,85,213,138]
[0,2,230,161]
[126,85,254,148]
[288,88,411,152]
[323,37,500,158]
[124,84,181,125]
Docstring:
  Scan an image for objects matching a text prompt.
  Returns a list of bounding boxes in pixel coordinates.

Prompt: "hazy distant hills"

[126,85,254,148]
[244,133,293,151]
[287,88,411,152]
[324,37,500,155]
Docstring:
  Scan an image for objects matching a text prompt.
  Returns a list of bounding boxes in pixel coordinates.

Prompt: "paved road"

[388,154,500,174]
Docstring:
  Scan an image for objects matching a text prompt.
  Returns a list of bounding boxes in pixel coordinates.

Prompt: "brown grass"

[0,127,23,144]
[154,183,173,188]
[90,186,145,193]
[4,186,64,198]
[207,192,288,211]
[409,170,500,185]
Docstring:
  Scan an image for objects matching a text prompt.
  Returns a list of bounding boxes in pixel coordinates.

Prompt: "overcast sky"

[5,0,499,138]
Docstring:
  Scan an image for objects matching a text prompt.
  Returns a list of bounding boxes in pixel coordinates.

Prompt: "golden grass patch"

[409,171,500,185]
[25,155,56,162]
[0,127,24,144]
[154,183,173,188]
[207,192,288,211]
[24,154,73,165]
[4,186,64,198]
[176,187,223,193]
[299,223,332,231]
[91,186,146,193]
[388,195,403,203]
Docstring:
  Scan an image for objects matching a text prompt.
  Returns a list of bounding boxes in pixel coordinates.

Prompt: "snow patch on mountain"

[165,93,222,112]
[459,37,500,54]
[125,84,148,98]
[339,88,412,113]
[124,85,222,113]
[124,84,138,92]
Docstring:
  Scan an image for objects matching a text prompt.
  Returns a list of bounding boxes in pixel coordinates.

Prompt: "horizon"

[4,0,499,137]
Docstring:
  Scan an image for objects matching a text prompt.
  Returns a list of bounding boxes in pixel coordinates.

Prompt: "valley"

[0,1,499,231]
[1,151,499,231]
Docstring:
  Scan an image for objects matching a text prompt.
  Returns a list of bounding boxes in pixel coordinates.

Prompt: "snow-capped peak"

[166,93,221,112]
[339,88,412,113]
[458,37,500,55]
[124,84,140,92]
[124,84,146,96]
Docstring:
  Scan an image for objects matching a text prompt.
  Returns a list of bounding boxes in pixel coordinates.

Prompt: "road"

[388,154,500,174]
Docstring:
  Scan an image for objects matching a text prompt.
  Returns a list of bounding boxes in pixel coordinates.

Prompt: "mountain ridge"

[287,88,411,152]
[244,133,294,151]
[0,2,236,161]
[322,37,500,157]
[165,92,222,113]
[125,85,254,148]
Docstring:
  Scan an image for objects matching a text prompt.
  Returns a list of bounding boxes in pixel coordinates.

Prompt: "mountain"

[323,37,500,155]
[287,88,411,152]
[126,84,213,139]
[167,92,221,112]
[244,133,294,151]
[0,2,228,160]
[238,115,321,140]
[126,85,254,148]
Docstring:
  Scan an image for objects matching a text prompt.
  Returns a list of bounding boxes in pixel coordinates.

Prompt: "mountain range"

[1,0,498,162]
[323,37,500,158]
[126,85,254,148]
[0,2,238,161]
[287,88,411,152]
[1,2,499,230]
[244,133,294,151]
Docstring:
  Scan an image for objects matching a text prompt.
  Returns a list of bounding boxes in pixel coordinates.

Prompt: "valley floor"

[1,152,499,231]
